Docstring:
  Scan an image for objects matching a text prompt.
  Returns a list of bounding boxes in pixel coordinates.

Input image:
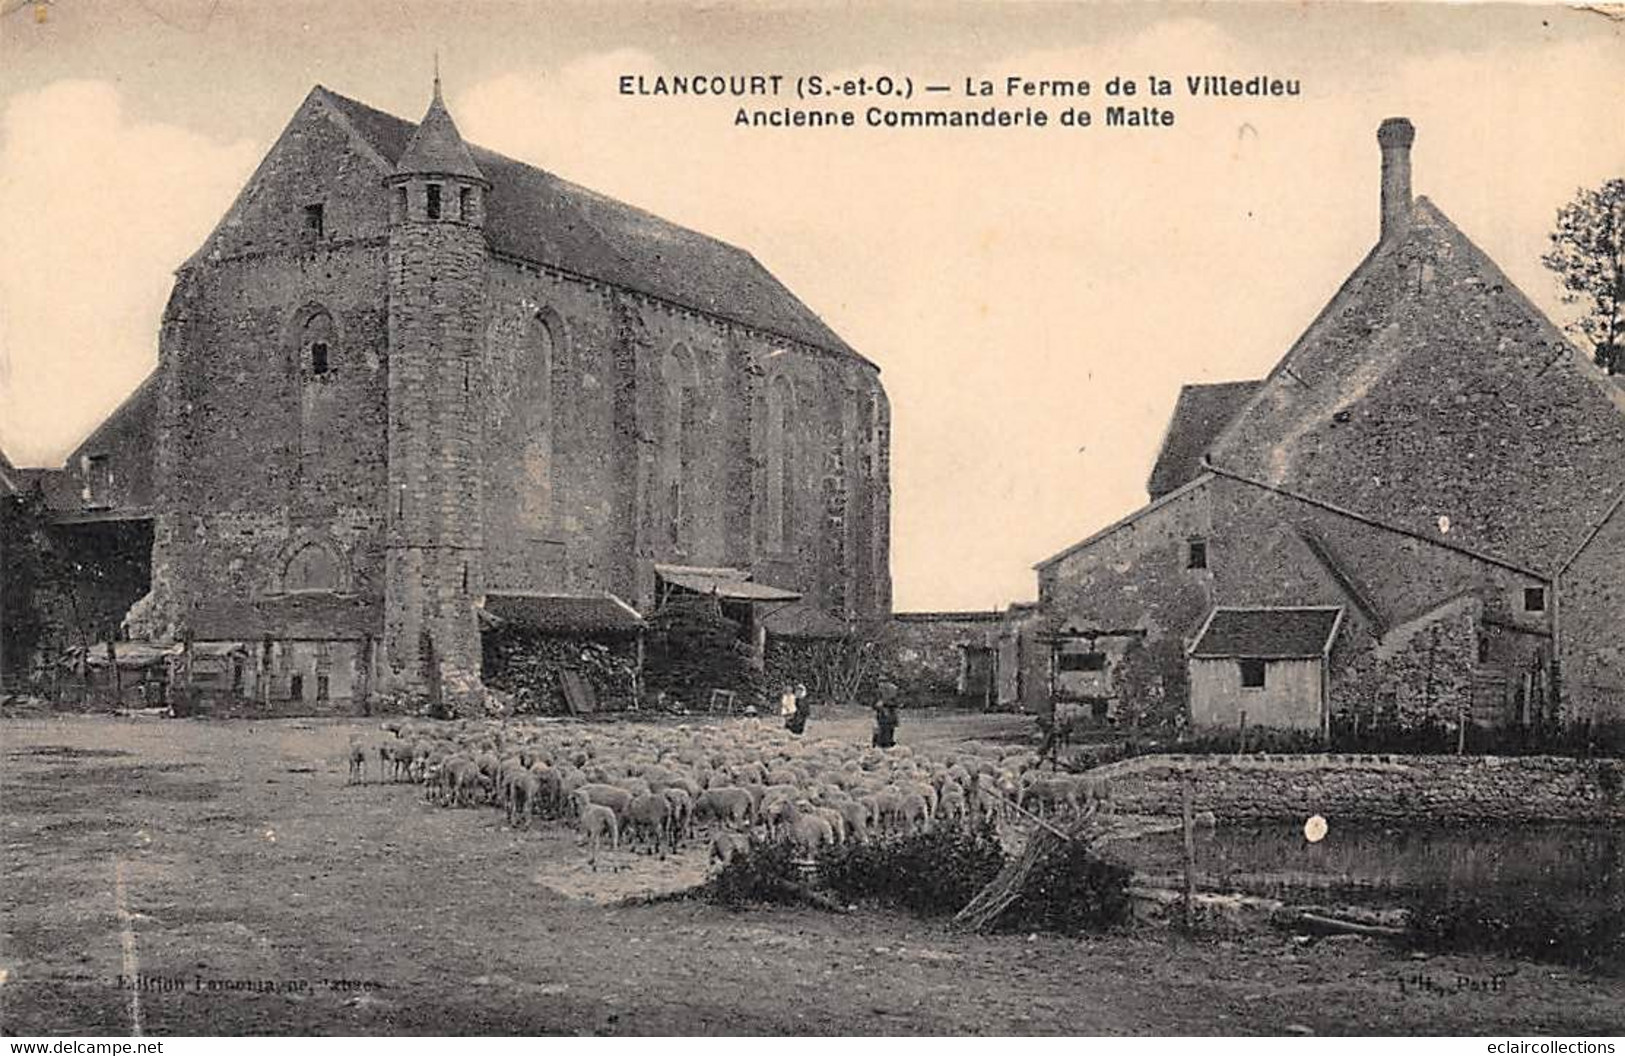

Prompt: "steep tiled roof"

[1206,197,1625,575]
[317,87,860,360]
[1190,607,1343,659]
[1146,380,1262,499]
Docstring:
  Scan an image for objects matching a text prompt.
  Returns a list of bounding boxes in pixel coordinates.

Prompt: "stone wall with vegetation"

[1092,752,1625,823]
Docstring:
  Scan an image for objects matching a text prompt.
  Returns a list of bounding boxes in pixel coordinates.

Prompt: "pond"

[1108,821,1625,909]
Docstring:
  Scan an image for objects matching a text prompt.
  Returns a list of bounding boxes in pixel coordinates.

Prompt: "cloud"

[0,80,258,465]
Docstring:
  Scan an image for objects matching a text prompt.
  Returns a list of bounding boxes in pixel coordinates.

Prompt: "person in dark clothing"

[872,681,900,748]
[786,682,810,735]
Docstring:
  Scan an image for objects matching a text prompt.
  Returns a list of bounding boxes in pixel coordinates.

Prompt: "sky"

[0,1,1621,612]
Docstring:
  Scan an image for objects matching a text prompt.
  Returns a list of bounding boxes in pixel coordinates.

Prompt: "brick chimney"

[1377,117,1415,241]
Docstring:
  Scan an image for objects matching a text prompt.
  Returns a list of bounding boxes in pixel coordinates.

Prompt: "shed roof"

[316,86,863,362]
[481,592,644,634]
[655,564,803,603]
[1189,606,1343,659]
[1146,380,1262,499]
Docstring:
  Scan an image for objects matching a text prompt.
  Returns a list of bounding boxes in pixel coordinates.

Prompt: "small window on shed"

[426,183,442,220]
[1239,658,1267,689]
[1187,539,1208,570]
[1523,587,1546,613]
[302,203,324,239]
[1057,651,1108,673]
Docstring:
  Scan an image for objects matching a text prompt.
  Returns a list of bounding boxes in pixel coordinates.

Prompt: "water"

[1110,822,1625,909]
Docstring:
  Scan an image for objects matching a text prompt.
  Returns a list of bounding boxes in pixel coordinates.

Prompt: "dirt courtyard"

[2,711,1621,1036]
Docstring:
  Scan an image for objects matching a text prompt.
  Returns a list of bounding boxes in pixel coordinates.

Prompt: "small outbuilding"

[1188,606,1343,735]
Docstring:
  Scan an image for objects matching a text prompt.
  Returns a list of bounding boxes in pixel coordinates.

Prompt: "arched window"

[515,316,555,532]
[765,375,794,551]
[301,309,335,377]
[284,542,341,593]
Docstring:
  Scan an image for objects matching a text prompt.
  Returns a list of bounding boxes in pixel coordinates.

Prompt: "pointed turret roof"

[392,76,486,183]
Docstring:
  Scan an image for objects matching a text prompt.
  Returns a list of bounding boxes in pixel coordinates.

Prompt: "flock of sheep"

[346,716,1111,869]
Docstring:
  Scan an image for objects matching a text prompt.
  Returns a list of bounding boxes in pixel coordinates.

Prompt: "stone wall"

[884,612,1003,703]
[1559,502,1625,724]
[481,257,890,631]
[1092,752,1625,823]
[1035,473,1551,726]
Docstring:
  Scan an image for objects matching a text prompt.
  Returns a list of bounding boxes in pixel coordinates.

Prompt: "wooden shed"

[1187,606,1343,735]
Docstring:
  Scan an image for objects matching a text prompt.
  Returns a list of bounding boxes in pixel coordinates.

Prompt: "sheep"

[710,831,751,865]
[694,786,753,829]
[936,782,969,825]
[347,739,368,784]
[662,786,695,844]
[810,805,847,844]
[573,791,619,869]
[786,812,835,856]
[507,770,541,827]
[832,799,870,842]
[575,782,633,818]
[623,793,673,856]
[377,741,401,782]
[897,792,930,833]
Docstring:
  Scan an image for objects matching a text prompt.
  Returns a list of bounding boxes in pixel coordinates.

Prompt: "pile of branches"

[954,802,1130,934]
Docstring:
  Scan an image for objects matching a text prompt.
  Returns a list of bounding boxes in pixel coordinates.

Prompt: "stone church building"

[9,81,891,707]
[1026,118,1625,735]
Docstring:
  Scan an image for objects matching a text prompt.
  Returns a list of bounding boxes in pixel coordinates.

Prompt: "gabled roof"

[1146,380,1262,499]
[1034,472,1212,570]
[315,86,863,362]
[66,370,157,463]
[481,592,644,634]
[1205,197,1625,575]
[1189,606,1343,659]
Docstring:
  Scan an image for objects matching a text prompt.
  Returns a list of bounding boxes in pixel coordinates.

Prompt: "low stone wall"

[1090,752,1625,823]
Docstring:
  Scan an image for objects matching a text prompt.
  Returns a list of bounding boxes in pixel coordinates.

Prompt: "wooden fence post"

[106,637,121,710]
[1181,770,1197,932]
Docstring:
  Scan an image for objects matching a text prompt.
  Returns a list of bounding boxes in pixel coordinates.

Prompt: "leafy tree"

[1543,178,1625,375]
[0,487,83,688]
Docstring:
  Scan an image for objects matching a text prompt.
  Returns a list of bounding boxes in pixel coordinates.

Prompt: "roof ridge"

[323,85,770,268]
[314,85,861,359]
